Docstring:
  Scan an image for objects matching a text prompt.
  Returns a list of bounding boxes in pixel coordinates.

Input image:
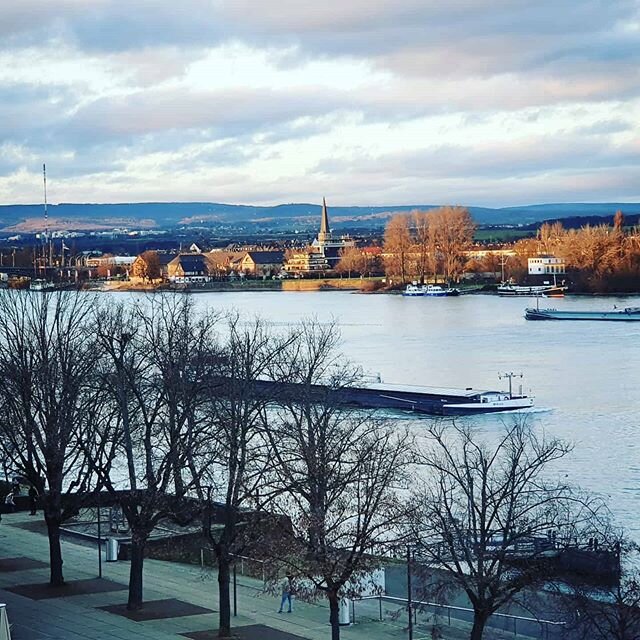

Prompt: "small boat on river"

[525,306,640,321]
[403,283,460,297]
[498,283,568,297]
[30,279,55,291]
[424,284,460,297]
[403,284,425,296]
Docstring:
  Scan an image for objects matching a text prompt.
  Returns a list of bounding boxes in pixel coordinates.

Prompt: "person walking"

[28,486,38,515]
[278,575,294,613]
[4,493,15,513]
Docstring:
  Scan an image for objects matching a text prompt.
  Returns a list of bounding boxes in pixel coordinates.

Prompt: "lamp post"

[407,545,413,640]
[97,488,102,578]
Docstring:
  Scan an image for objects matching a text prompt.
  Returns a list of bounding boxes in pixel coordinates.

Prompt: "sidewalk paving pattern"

[183,625,309,640]
[6,578,126,600]
[100,598,214,621]
[0,512,538,639]
[0,558,47,573]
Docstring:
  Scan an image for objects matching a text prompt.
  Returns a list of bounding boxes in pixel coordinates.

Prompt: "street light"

[407,545,413,640]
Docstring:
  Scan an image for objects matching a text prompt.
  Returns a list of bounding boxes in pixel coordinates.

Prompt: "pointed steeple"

[319,197,331,243]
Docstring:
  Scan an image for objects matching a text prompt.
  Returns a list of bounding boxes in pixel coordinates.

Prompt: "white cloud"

[0,0,639,206]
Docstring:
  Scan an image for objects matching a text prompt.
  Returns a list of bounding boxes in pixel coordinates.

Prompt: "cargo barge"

[337,381,534,415]
[245,375,534,416]
[525,306,640,321]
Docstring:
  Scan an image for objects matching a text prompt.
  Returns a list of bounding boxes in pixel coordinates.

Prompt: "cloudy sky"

[1,0,639,206]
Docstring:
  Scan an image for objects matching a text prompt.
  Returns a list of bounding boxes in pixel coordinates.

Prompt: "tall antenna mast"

[43,163,48,230]
[43,163,52,269]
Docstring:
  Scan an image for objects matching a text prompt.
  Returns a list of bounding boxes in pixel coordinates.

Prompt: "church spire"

[319,197,331,242]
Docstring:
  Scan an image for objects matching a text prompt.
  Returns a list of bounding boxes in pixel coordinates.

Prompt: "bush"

[360,280,384,292]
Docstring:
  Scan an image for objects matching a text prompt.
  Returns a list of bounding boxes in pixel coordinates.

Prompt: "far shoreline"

[81,281,640,297]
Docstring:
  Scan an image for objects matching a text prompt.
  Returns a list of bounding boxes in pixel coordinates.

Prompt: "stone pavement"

[0,512,533,640]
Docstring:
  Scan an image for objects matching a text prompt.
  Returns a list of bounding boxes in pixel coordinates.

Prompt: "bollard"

[105,538,119,562]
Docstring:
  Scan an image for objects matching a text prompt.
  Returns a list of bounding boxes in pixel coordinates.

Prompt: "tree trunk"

[217,551,231,638]
[328,591,341,640]
[470,610,489,640]
[127,534,145,610]
[45,516,64,586]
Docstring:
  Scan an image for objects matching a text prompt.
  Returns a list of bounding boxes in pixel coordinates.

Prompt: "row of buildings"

[126,199,357,283]
[68,200,567,285]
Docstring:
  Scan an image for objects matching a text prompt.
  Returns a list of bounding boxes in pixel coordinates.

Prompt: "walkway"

[0,512,537,639]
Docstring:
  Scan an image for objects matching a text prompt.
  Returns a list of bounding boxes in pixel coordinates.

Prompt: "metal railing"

[351,595,566,639]
[199,548,270,585]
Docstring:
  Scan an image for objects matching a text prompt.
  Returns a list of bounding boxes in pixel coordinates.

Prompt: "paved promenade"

[0,512,536,640]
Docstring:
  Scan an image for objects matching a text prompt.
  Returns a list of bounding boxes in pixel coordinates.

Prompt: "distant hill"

[0,201,639,232]
[522,211,640,231]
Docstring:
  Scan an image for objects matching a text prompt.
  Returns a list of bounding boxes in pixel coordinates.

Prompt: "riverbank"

[79,279,640,296]
[92,277,383,293]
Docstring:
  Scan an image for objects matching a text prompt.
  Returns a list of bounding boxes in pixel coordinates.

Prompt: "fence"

[351,595,566,640]
[199,548,273,585]
[197,551,567,639]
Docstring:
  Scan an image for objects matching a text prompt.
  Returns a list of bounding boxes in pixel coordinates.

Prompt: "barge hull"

[525,308,640,321]
[220,379,534,417]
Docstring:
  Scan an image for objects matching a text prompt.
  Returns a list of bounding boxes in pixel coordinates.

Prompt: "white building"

[528,255,566,275]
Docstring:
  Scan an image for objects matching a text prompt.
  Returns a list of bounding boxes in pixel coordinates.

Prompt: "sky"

[0,0,639,207]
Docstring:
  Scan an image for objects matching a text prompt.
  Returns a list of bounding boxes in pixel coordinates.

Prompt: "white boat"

[497,283,567,297]
[424,284,460,297]
[402,284,424,296]
[403,283,460,297]
[30,279,55,291]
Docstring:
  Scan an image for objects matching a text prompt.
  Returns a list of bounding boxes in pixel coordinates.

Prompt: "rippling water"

[119,289,640,535]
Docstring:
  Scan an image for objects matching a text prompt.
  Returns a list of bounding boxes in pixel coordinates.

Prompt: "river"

[118,289,640,535]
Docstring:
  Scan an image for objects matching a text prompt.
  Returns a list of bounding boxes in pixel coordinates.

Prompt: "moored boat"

[403,283,460,297]
[402,284,424,296]
[498,283,568,297]
[30,279,55,291]
[423,284,460,297]
[525,306,640,321]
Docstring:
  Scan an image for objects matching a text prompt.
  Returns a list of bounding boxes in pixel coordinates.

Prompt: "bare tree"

[132,250,161,282]
[384,214,413,283]
[613,210,626,231]
[538,221,565,254]
[266,322,414,640]
[335,246,365,279]
[88,295,218,610]
[0,290,100,586]
[189,315,293,638]
[570,574,640,640]
[413,210,431,284]
[428,206,476,282]
[512,218,640,293]
[552,540,640,640]
[409,422,607,640]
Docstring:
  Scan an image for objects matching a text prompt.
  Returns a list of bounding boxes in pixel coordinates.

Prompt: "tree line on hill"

[503,213,640,292]
[522,212,640,232]
[0,291,637,639]
[369,207,640,292]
